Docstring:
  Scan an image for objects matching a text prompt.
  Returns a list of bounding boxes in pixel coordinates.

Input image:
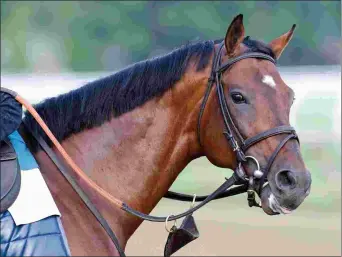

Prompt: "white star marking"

[262,75,276,88]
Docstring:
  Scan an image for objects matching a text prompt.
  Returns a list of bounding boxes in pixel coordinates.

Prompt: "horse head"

[200,14,312,215]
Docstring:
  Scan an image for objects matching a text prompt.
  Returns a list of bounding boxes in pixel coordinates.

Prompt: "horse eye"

[231,93,246,104]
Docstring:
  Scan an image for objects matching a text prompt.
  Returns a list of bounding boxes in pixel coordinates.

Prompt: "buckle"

[247,189,262,208]
[235,163,248,181]
[247,189,255,200]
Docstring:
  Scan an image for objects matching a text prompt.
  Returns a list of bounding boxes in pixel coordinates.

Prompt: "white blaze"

[262,75,276,88]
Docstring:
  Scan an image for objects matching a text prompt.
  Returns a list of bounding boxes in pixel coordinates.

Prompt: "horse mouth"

[260,184,293,215]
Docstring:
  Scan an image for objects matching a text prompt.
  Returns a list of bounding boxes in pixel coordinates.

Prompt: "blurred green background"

[1,1,341,256]
[1,1,341,72]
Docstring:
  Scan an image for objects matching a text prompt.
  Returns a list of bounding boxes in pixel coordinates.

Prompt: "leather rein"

[2,40,299,256]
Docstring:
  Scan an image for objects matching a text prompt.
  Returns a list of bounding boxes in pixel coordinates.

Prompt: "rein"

[2,87,246,257]
[1,40,299,256]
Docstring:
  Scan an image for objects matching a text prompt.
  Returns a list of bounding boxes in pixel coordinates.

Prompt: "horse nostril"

[275,170,297,191]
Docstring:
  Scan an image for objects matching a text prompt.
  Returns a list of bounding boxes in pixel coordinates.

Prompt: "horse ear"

[268,24,296,59]
[224,14,245,57]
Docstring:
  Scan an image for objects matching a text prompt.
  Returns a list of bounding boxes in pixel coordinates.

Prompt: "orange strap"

[15,95,123,208]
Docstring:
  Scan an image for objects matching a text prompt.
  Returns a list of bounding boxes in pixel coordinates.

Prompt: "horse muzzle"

[260,170,312,215]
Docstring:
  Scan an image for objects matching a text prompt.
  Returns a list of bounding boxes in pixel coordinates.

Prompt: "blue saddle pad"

[0,211,71,256]
[0,131,71,256]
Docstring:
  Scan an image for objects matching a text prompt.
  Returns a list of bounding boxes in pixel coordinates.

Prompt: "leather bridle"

[195,41,299,199]
[2,40,300,256]
[166,41,299,206]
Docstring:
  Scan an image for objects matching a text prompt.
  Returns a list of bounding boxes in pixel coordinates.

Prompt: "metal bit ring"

[165,215,177,233]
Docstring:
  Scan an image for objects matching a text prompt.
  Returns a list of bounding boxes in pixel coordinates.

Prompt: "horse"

[18,14,312,256]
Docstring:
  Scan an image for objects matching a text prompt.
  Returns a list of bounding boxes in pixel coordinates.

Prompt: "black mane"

[23,40,214,151]
[23,37,274,152]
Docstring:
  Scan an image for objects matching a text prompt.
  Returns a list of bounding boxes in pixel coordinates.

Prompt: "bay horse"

[18,14,311,256]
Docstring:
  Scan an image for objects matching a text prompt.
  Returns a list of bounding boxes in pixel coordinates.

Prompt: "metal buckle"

[232,141,240,152]
[223,131,240,151]
[247,189,262,208]
[236,163,249,181]
[247,189,255,200]
[231,138,241,152]
[191,194,196,209]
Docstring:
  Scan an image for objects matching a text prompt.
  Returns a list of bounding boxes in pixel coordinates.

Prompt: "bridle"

[2,40,299,256]
[194,41,300,203]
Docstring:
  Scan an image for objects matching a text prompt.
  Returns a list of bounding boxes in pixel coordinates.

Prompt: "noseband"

[197,41,299,203]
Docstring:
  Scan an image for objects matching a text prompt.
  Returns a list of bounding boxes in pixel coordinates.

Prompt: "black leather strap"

[164,183,248,202]
[215,50,278,154]
[197,79,214,146]
[218,77,245,145]
[242,125,298,151]
[22,121,126,257]
[194,39,299,206]
[258,133,298,193]
[197,41,223,146]
[217,52,276,74]
[22,119,242,254]
[216,73,246,162]
[122,174,239,222]
[198,41,280,164]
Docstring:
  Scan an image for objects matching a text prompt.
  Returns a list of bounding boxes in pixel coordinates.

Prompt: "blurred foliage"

[1,1,341,73]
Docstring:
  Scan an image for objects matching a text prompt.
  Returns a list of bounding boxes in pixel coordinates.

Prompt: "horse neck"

[51,64,211,243]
